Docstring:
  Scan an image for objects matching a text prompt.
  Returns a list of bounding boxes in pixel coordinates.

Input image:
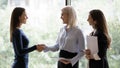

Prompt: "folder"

[86,36,98,54]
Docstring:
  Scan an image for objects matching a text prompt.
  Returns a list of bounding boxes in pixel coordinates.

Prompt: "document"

[86,36,98,54]
[51,57,68,61]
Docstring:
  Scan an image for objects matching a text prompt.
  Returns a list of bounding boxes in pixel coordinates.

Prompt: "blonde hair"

[62,6,77,28]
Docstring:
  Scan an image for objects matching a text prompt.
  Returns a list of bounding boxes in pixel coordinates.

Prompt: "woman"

[10,7,42,68]
[42,6,85,68]
[85,9,111,68]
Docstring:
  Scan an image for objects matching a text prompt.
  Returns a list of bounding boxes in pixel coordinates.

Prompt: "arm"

[43,28,63,52]
[70,29,85,66]
[44,43,59,52]
[12,29,36,56]
[97,32,108,58]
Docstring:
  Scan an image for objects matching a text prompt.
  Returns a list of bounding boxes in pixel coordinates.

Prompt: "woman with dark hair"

[10,7,43,68]
[85,9,111,68]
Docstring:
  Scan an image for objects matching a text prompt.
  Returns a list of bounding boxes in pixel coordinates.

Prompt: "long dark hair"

[10,7,25,42]
[90,9,111,48]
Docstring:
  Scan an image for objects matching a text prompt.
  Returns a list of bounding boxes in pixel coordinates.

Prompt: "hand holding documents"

[86,36,98,54]
[86,36,101,60]
[51,57,69,61]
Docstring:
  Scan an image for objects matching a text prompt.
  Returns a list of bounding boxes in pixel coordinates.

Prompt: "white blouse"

[44,26,85,66]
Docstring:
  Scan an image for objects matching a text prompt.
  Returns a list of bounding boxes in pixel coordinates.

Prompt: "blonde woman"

[42,6,85,68]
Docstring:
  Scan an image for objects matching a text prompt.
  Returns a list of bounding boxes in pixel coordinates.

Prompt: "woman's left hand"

[85,54,94,60]
[59,58,70,64]
[84,49,91,55]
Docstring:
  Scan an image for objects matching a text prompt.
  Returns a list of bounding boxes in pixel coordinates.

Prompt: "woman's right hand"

[84,49,94,60]
[36,44,46,52]
[84,49,91,55]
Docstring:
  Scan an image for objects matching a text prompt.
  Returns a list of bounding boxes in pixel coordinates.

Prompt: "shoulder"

[13,28,22,35]
[96,31,104,36]
[59,26,65,32]
[73,26,83,34]
[96,31,107,39]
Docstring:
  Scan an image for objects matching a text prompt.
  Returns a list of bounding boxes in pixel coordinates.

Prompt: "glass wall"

[0,0,120,68]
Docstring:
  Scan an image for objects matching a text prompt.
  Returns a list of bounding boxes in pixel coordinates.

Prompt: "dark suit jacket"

[89,30,109,68]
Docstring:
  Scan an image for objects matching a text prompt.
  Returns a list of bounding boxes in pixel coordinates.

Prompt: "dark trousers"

[58,50,79,68]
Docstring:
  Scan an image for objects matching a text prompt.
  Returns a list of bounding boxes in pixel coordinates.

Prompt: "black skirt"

[58,50,79,68]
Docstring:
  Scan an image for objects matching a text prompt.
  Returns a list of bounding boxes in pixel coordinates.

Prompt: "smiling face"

[87,14,96,28]
[61,11,69,25]
[19,11,28,24]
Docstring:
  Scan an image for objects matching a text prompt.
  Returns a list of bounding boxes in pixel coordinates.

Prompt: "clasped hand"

[36,44,46,52]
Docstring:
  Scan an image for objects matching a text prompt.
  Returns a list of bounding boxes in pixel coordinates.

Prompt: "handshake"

[36,44,46,52]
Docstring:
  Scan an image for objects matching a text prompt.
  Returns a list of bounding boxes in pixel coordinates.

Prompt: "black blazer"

[89,30,109,68]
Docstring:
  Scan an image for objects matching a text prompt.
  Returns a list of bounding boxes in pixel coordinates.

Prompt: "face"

[61,11,69,24]
[87,14,96,27]
[19,11,28,24]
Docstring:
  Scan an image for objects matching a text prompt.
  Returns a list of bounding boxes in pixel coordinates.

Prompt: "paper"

[86,36,98,54]
[51,57,68,61]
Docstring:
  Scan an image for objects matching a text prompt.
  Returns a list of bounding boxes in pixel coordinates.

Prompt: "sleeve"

[12,29,36,56]
[70,29,85,66]
[44,43,59,52]
[44,28,63,52]
[97,32,108,58]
